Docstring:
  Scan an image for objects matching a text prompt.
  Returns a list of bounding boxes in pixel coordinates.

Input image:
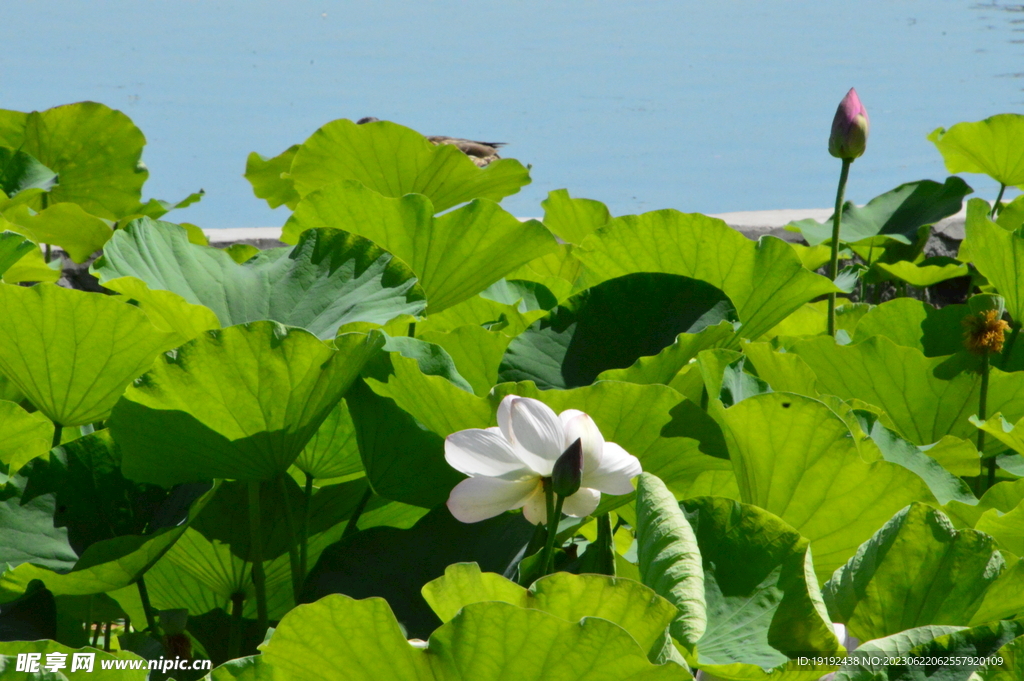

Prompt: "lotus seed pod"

[829,88,869,160]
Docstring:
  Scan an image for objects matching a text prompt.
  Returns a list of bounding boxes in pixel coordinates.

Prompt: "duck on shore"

[356,116,504,167]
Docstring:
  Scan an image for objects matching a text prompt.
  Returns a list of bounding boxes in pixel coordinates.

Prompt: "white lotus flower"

[445,395,643,524]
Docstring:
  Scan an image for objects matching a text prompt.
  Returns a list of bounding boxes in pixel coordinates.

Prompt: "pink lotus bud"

[828,88,869,160]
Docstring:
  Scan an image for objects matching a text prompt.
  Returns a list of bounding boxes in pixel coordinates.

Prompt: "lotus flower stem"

[51,423,62,450]
[299,471,313,585]
[136,575,160,635]
[343,484,374,538]
[228,592,244,660]
[992,184,1007,219]
[828,158,853,336]
[247,481,269,634]
[977,352,990,496]
[84,596,93,642]
[539,480,565,576]
[278,474,303,602]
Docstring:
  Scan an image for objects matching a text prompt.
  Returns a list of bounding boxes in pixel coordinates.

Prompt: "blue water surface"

[5,1,1024,227]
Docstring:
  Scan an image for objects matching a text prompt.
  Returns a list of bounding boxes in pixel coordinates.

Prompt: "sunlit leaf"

[499,273,736,389]
[261,594,692,680]
[541,188,611,244]
[94,218,426,339]
[575,210,838,341]
[930,113,1024,187]
[711,393,935,583]
[283,181,557,313]
[823,503,1006,641]
[112,325,383,484]
[0,146,57,196]
[288,118,531,213]
[0,283,175,427]
[786,178,971,246]
[0,399,53,475]
[245,145,300,210]
[0,102,148,219]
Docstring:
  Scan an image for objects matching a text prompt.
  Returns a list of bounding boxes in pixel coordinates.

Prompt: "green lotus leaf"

[0,399,52,474]
[962,197,1024,322]
[0,231,40,277]
[418,325,513,396]
[696,351,767,408]
[0,469,78,576]
[598,322,736,387]
[222,243,260,264]
[293,398,361,480]
[93,219,426,339]
[823,503,1007,642]
[261,594,692,681]
[574,210,838,341]
[635,473,706,652]
[415,293,546,337]
[144,482,403,626]
[364,352,495,438]
[287,118,531,213]
[346,379,461,508]
[763,300,867,339]
[506,244,583,302]
[2,202,112,263]
[246,145,300,210]
[541,188,612,244]
[145,481,364,621]
[788,243,834,270]
[712,393,935,583]
[103,276,221,346]
[873,257,969,288]
[204,655,276,681]
[791,335,1024,454]
[903,621,1024,680]
[739,341,820,397]
[0,102,148,219]
[499,273,736,389]
[0,146,58,197]
[851,298,968,357]
[0,283,176,427]
[0,641,146,681]
[974,634,1024,681]
[375,334,474,394]
[831,624,966,681]
[479,278,557,313]
[16,430,179,557]
[421,563,526,622]
[975,500,1024,556]
[300,506,535,641]
[0,475,215,603]
[930,114,1024,187]
[422,563,678,655]
[854,412,976,506]
[131,189,204,222]
[785,178,971,246]
[944,477,1024,529]
[0,241,60,284]
[682,501,838,675]
[112,324,383,485]
[282,181,557,313]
